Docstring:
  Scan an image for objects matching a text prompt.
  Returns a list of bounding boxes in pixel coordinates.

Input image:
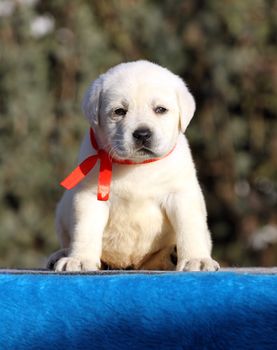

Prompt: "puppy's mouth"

[108,143,159,161]
[136,147,157,157]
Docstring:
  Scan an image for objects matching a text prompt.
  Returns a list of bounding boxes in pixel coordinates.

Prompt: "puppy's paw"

[176,258,220,272]
[54,257,101,272]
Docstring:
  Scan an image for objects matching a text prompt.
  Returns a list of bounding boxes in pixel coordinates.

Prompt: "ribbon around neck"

[60,128,174,201]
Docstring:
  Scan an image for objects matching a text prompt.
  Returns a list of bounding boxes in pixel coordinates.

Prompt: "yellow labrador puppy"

[49,60,219,272]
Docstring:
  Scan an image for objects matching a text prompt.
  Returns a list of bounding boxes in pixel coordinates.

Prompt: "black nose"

[132,128,152,143]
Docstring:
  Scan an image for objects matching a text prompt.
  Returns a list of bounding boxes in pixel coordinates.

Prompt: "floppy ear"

[82,76,103,126]
[176,79,196,133]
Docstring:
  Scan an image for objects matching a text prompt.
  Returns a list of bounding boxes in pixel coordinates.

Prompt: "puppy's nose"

[132,128,152,143]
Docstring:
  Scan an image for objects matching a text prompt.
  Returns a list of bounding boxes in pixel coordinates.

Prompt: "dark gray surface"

[0,267,277,275]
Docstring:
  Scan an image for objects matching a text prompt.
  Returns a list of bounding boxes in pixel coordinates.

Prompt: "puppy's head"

[82,60,195,162]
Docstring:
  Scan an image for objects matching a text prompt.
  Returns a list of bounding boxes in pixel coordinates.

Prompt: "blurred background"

[0,0,276,268]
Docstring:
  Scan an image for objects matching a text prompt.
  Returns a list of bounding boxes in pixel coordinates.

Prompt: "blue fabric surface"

[0,272,276,350]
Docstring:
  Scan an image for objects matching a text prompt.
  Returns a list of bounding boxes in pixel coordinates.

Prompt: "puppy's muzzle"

[132,127,152,146]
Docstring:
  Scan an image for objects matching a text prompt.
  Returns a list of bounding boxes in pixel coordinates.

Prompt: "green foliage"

[0,0,276,267]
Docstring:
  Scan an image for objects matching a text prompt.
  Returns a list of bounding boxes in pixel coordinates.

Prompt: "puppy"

[48,60,219,272]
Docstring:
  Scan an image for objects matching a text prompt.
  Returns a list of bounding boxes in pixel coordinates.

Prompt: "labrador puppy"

[48,60,219,272]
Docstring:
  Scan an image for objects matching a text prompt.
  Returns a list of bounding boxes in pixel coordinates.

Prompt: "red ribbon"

[60,128,174,201]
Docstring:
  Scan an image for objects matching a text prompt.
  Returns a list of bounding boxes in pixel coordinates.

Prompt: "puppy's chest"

[102,197,173,258]
[110,164,178,199]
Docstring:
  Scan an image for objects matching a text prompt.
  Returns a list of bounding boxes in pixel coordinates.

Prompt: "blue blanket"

[0,271,276,349]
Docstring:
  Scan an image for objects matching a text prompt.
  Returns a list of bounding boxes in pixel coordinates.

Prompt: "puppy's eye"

[114,108,127,116]
[154,106,168,114]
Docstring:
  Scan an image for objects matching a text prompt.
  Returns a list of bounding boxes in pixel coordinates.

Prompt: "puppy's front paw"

[54,257,100,272]
[177,258,220,272]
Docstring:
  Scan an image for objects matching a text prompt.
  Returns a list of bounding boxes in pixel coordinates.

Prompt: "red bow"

[60,128,174,201]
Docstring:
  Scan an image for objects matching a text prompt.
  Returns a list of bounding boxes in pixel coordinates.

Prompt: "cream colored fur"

[49,60,219,272]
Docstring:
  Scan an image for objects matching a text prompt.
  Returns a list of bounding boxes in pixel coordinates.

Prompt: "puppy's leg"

[139,246,176,271]
[55,190,109,272]
[165,181,219,272]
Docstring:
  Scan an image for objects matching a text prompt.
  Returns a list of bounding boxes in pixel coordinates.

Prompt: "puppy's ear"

[176,79,196,133]
[82,76,103,126]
